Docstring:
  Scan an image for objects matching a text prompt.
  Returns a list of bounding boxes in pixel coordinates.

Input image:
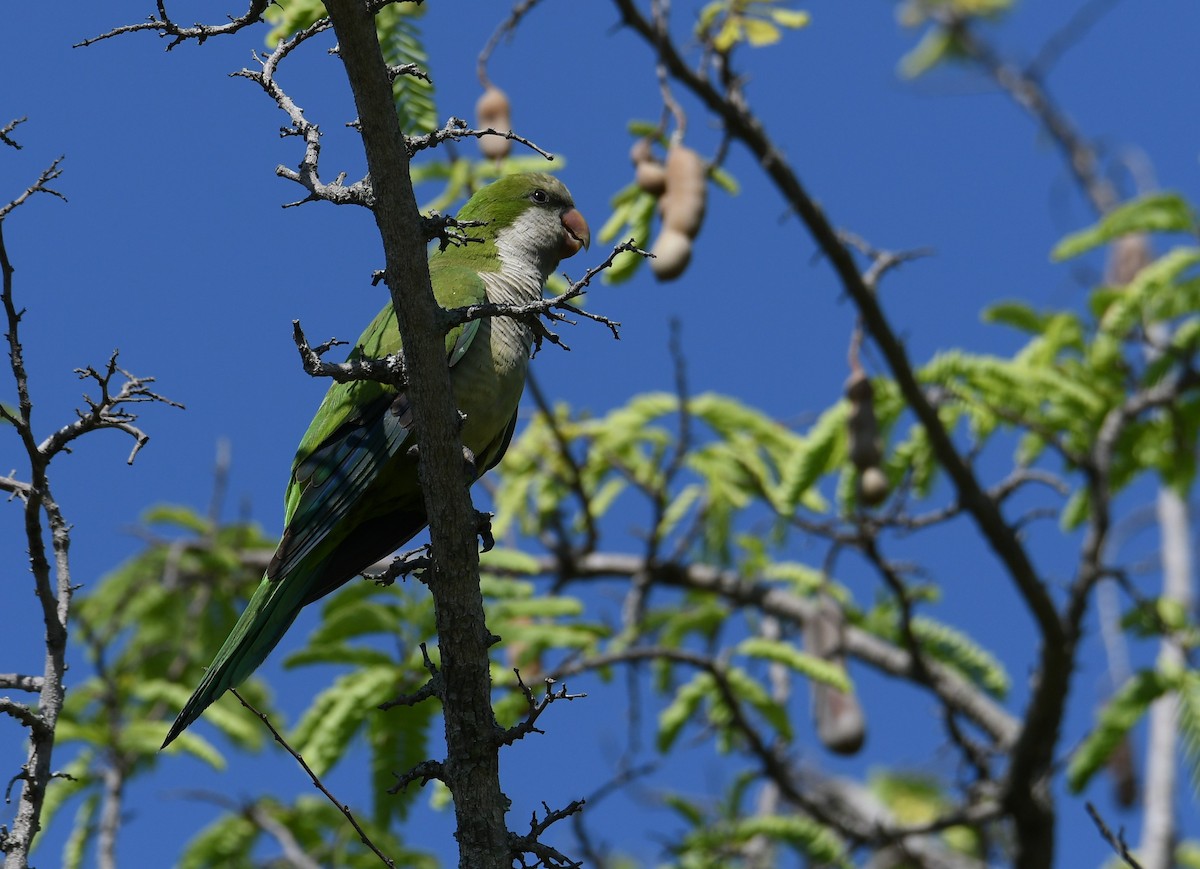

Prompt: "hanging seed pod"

[806,596,866,755]
[629,136,655,166]
[661,142,707,238]
[858,465,890,507]
[1107,732,1138,808]
[635,159,667,196]
[845,370,882,471]
[649,227,693,281]
[476,85,511,160]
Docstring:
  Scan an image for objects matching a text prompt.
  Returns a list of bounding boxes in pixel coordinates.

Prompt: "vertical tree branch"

[1,211,72,869]
[320,2,510,866]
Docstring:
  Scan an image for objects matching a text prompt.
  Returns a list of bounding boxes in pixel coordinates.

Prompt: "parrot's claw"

[475,511,495,552]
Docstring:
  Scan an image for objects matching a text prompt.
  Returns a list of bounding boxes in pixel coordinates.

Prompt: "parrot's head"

[458,173,590,280]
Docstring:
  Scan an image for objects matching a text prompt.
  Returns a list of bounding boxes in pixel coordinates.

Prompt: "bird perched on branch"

[162,173,589,748]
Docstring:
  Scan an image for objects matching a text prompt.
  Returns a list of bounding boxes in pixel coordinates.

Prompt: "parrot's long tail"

[160,567,313,749]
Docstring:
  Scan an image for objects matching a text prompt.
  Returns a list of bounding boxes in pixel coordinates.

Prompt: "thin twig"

[406,116,554,160]
[477,0,545,88]
[75,0,273,50]
[1085,802,1145,869]
[0,117,27,150]
[231,689,396,869]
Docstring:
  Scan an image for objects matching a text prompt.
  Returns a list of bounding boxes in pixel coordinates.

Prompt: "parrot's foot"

[475,510,495,552]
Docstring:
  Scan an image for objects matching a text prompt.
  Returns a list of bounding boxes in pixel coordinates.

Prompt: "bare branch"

[75,0,273,51]
[837,230,935,293]
[0,157,66,222]
[231,689,396,869]
[0,674,43,693]
[388,759,445,795]
[227,16,379,209]
[498,671,587,746]
[477,0,545,88]
[406,115,554,161]
[0,475,34,502]
[1086,802,1145,869]
[1028,0,1129,80]
[291,320,406,386]
[0,117,28,150]
[948,17,1119,216]
[509,800,587,869]
[36,352,184,465]
[0,699,44,732]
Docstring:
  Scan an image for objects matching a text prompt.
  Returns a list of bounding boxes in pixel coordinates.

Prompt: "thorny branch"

[407,116,554,161]
[509,800,586,869]
[42,354,184,465]
[1,130,181,868]
[0,158,65,222]
[0,118,27,151]
[291,320,406,386]
[75,0,274,50]
[498,670,586,746]
[1,153,75,869]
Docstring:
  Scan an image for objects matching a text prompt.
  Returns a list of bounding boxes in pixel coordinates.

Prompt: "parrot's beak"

[559,208,591,258]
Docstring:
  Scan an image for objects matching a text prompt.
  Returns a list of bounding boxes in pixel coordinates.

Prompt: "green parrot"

[162,173,589,749]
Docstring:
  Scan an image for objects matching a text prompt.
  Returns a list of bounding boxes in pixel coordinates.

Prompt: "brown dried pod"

[629,136,655,166]
[844,369,873,405]
[661,142,707,238]
[649,227,693,281]
[1108,732,1138,808]
[858,465,890,507]
[845,371,882,470]
[635,159,667,196]
[476,85,511,160]
[806,596,866,755]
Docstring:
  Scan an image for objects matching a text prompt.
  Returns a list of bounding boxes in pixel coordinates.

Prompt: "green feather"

[162,173,583,748]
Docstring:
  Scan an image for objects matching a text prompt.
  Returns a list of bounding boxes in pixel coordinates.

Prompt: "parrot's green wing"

[161,267,489,748]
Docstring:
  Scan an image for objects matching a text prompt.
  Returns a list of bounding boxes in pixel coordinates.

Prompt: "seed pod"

[629,136,655,166]
[635,159,667,196]
[661,143,707,238]
[649,227,693,281]
[845,370,882,471]
[806,596,866,755]
[858,465,890,507]
[1108,732,1138,808]
[476,85,511,160]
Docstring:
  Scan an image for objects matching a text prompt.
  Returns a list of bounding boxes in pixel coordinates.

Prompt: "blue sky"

[3,1,1200,865]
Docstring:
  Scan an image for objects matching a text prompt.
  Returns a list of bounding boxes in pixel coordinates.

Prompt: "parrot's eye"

[530,188,549,204]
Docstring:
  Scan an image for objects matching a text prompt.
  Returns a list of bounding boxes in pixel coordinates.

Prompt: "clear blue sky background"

[3,1,1199,865]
